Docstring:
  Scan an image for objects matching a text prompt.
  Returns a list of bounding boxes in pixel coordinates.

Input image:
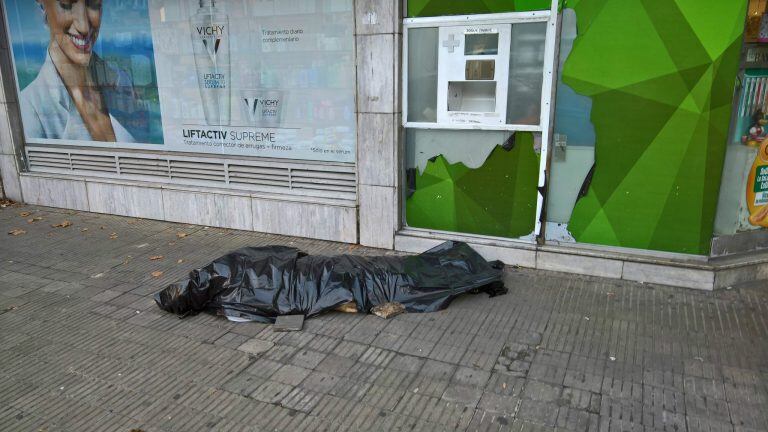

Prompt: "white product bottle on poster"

[191,0,230,126]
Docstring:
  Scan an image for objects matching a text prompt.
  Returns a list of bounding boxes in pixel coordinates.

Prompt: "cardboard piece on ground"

[274,315,304,332]
[371,302,406,319]
[335,301,358,313]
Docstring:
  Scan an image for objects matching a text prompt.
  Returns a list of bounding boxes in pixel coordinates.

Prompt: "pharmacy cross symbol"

[442,34,460,53]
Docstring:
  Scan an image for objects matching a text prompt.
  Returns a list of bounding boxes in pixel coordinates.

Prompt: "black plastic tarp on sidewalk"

[154,241,506,323]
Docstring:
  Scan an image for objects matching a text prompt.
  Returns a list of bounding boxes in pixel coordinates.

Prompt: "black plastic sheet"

[154,241,506,323]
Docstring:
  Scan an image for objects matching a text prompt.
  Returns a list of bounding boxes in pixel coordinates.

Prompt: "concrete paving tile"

[724,382,768,405]
[486,373,526,397]
[388,354,425,374]
[406,376,450,398]
[249,380,293,404]
[477,392,520,416]
[331,340,369,360]
[555,406,599,432]
[272,364,312,386]
[522,380,563,402]
[299,371,340,393]
[359,346,396,368]
[442,384,483,406]
[279,387,321,413]
[560,387,601,414]
[371,331,406,351]
[428,343,467,364]
[398,337,436,358]
[686,415,735,432]
[349,362,386,383]
[453,366,492,388]
[315,353,356,376]
[243,358,283,379]
[237,338,274,355]
[329,378,371,401]
[516,399,559,428]
[263,344,298,362]
[361,385,405,411]
[90,289,124,303]
[290,348,327,369]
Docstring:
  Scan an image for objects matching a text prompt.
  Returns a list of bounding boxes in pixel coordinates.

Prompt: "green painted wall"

[406,133,540,238]
[407,0,552,17]
[563,0,746,255]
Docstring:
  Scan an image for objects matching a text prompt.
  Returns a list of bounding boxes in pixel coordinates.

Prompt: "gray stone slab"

[274,315,305,332]
[238,339,275,356]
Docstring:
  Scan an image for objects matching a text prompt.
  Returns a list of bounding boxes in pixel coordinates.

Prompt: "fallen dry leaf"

[150,255,164,261]
[109,233,119,240]
[27,217,43,224]
[8,229,26,236]
[151,271,164,278]
[51,221,72,228]
[80,228,89,232]
[177,259,184,264]
[176,232,188,239]
[19,211,31,217]
[168,241,177,246]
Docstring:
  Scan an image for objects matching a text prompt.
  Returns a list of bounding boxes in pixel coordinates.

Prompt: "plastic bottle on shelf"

[759,1,768,43]
[747,138,768,227]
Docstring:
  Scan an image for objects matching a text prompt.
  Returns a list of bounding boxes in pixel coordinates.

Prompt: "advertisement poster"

[3,0,356,163]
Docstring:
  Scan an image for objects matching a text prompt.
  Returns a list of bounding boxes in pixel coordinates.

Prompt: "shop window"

[714,0,768,237]
[405,21,548,130]
[546,0,747,255]
[402,6,558,241]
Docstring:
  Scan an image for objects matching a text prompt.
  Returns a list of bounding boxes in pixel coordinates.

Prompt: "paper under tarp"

[154,241,506,323]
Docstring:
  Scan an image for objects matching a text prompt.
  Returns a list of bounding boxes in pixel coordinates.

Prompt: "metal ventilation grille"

[291,168,357,192]
[119,157,169,177]
[170,160,226,183]
[228,164,290,188]
[27,150,71,170]
[25,147,356,200]
[71,153,117,174]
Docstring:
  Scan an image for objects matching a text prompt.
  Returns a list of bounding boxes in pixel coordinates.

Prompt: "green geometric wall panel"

[564,0,746,255]
[407,0,552,17]
[406,133,540,238]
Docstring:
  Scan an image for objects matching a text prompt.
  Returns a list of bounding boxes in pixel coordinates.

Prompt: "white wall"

[0,4,22,202]
[355,0,402,249]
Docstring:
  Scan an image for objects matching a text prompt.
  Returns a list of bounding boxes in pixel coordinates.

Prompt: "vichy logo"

[198,25,225,60]
[202,38,221,59]
[243,97,281,122]
[197,25,225,36]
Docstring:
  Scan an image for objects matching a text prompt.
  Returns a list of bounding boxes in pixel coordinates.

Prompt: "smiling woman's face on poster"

[6,0,163,144]
[39,0,103,67]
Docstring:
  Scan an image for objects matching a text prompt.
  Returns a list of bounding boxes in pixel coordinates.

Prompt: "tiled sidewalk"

[0,204,767,431]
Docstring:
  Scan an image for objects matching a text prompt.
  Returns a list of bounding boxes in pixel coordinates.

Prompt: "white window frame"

[402,4,561,241]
